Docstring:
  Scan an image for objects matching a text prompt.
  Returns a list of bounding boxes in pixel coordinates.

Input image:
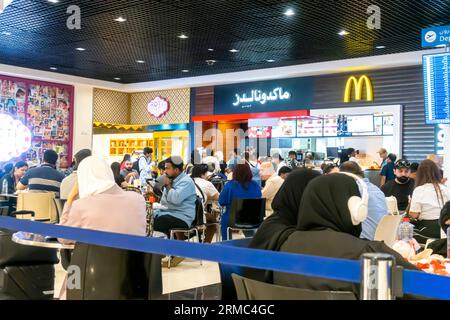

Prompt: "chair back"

[232,273,357,300]
[374,214,403,248]
[386,196,399,215]
[229,198,266,229]
[67,243,162,300]
[16,192,58,223]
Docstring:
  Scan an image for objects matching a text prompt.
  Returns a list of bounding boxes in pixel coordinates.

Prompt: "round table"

[11,231,75,250]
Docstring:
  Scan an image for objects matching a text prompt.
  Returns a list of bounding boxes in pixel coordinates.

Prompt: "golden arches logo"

[344,75,374,103]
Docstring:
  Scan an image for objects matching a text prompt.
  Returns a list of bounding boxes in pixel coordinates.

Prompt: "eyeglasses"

[395,160,411,169]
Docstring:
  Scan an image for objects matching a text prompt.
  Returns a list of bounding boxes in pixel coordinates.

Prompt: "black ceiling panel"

[0,0,448,83]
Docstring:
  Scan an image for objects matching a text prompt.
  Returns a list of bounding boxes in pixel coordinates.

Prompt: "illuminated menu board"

[272,120,296,137]
[297,118,323,137]
[423,52,450,124]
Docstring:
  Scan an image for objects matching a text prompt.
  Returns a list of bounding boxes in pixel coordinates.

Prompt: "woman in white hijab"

[58,156,147,299]
[59,156,146,239]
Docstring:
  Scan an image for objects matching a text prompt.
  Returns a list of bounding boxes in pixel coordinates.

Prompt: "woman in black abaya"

[246,168,321,281]
[272,173,419,298]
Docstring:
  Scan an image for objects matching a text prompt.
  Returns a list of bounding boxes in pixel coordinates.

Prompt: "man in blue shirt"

[17,150,65,197]
[380,153,397,187]
[340,161,388,240]
[153,156,197,235]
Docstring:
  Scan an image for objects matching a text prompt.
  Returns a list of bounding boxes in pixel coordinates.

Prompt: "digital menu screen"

[248,126,271,138]
[272,120,297,137]
[322,115,338,137]
[347,115,375,133]
[297,118,323,137]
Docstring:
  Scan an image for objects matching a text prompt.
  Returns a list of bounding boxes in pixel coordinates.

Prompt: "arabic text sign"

[214,77,314,115]
[422,25,450,47]
[423,53,450,124]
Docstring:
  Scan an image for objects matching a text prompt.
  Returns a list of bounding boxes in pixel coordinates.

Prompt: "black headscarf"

[440,201,450,233]
[297,173,362,237]
[249,169,321,251]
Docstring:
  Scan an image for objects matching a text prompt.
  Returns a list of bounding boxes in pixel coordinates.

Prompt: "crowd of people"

[1,145,450,298]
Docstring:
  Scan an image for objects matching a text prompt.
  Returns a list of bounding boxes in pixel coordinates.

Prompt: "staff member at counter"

[377,148,388,168]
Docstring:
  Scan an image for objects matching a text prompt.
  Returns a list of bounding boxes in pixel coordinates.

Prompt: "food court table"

[11,231,75,250]
[0,194,18,198]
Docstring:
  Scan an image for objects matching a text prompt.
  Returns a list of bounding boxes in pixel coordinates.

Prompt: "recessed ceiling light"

[376,45,386,49]
[208,48,214,52]
[338,30,349,36]
[114,17,127,23]
[266,59,275,63]
[229,49,239,53]
[182,69,189,73]
[284,8,295,16]
[178,34,188,39]
[48,0,59,3]
[1,32,12,36]
[75,47,86,51]
[114,77,121,80]
[136,60,145,63]
[50,67,58,71]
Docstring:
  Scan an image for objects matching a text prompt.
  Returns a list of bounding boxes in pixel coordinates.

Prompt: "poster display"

[0,75,73,163]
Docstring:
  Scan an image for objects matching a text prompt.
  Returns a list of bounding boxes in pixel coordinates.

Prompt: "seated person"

[379,153,397,187]
[153,156,197,236]
[262,166,292,216]
[58,156,147,299]
[0,161,28,194]
[272,173,419,298]
[381,160,415,212]
[60,149,91,200]
[340,161,388,241]
[17,150,65,197]
[151,159,166,198]
[110,162,128,188]
[408,160,450,242]
[219,163,262,240]
[192,164,219,243]
[120,159,139,183]
[247,169,321,282]
[428,201,450,257]
[321,162,339,175]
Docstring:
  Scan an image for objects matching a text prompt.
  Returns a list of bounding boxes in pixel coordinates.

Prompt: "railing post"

[360,253,395,300]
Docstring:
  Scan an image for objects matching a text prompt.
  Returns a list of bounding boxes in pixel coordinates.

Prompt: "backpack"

[192,178,206,226]
[132,156,145,173]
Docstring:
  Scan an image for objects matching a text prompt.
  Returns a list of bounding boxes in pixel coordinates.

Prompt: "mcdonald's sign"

[344,75,374,103]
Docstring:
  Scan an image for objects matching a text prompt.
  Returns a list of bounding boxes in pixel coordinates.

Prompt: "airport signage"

[422,25,450,48]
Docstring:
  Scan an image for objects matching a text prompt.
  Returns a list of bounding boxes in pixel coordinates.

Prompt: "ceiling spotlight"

[1,32,12,36]
[114,17,127,22]
[229,49,239,53]
[50,67,58,71]
[182,69,189,73]
[284,8,295,16]
[338,30,349,36]
[208,48,214,52]
[75,47,86,51]
[48,0,59,3]
[136,60,145,63]
[266,59,275,63]
[178,34,188,39]
[206,60,216,66]
[376,45,386,49]
[114,77,121,80]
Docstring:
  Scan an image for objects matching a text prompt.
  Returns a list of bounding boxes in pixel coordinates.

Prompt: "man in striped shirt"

[17,150,65,197]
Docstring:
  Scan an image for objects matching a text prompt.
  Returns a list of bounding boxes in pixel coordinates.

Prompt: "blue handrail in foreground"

[0,216,449,300]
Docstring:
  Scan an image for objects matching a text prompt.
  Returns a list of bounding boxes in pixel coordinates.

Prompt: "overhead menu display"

[347,115,375,133]
[423,52,450,124]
